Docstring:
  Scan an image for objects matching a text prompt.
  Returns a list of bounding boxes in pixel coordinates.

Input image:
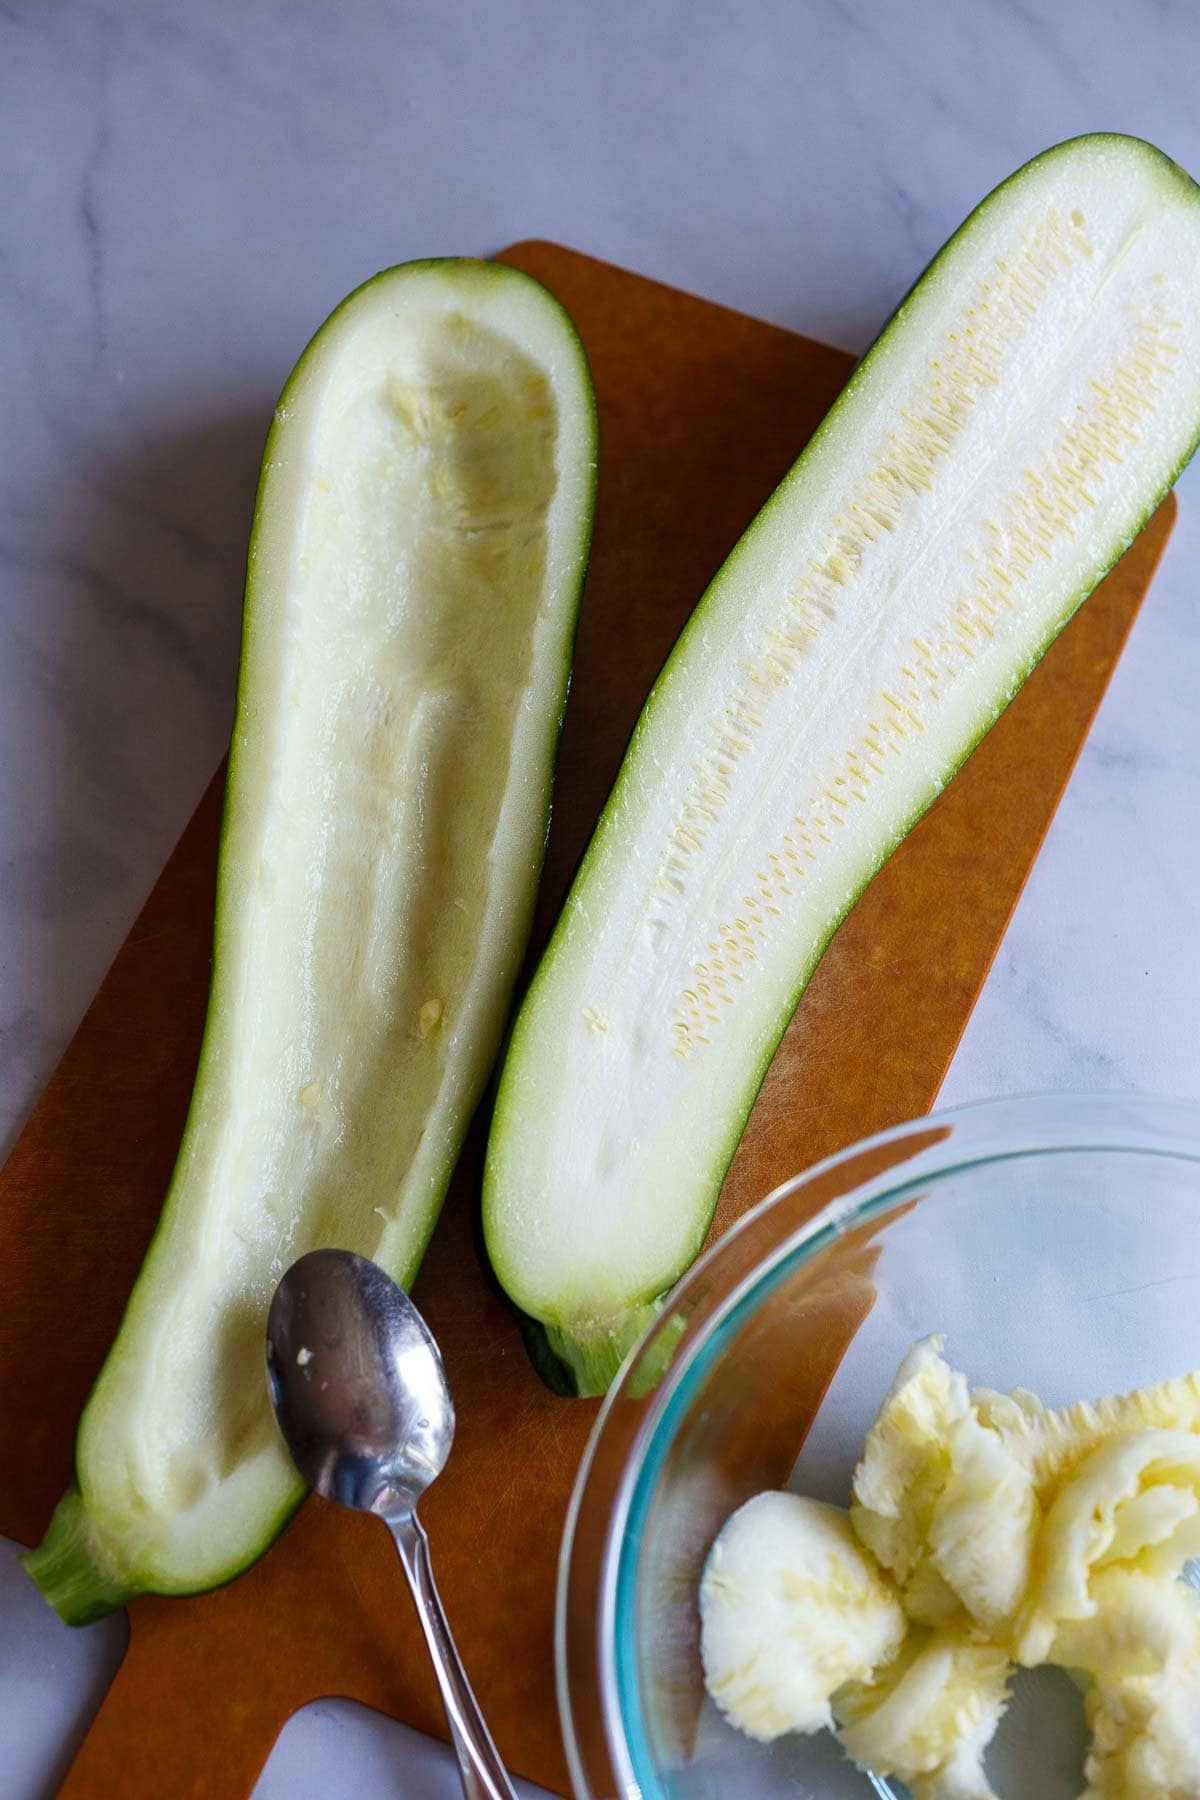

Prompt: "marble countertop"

[4,1,1200,1795]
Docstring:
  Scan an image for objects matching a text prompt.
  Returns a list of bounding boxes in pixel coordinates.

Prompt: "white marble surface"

[4,0,1200,1794]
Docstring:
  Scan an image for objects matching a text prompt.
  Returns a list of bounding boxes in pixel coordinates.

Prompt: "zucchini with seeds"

[484,135,1200,1395]
[26,259,596,1620]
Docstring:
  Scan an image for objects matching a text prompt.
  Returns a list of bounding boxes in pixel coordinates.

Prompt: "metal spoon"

[266,1248,518,1800]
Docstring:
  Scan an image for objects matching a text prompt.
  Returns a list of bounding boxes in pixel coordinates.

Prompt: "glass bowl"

[556,1092,1200,1800]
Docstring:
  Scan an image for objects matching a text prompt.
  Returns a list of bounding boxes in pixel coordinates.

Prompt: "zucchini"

[484,134,1200,1396]
[26,259,596,1620]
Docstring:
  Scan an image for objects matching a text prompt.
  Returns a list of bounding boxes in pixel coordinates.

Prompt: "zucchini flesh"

[484,135,1200,1396]
[26,260,595,1620]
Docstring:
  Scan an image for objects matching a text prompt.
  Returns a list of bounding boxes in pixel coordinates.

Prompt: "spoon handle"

[387,1511,520,1800]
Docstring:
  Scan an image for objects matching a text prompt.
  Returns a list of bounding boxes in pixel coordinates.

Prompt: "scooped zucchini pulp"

[485,134,1200,1395]
[25,260,596,1620]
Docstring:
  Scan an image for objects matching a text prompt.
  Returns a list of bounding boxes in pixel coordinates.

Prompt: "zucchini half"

[26,260,596,1620]
[484,135,1200,1395]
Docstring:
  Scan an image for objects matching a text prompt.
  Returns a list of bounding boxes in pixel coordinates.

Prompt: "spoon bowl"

[267,1247,454,1518]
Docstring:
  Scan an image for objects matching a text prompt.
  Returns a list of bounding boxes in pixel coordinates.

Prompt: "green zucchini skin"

[25,258,597,1621]
[484,135,1200,1396]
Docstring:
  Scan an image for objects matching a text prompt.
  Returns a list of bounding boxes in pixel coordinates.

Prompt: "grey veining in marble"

[4,0,1200,1794]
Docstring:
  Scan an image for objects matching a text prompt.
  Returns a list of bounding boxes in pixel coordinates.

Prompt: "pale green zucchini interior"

[485,138,1200,1392]
[37,264,592,1599]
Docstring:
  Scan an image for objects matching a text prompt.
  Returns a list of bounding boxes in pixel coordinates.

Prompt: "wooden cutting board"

[0,241,1175,1799]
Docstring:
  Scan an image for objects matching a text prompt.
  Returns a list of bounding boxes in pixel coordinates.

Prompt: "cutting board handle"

[58,1601,291,1798]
